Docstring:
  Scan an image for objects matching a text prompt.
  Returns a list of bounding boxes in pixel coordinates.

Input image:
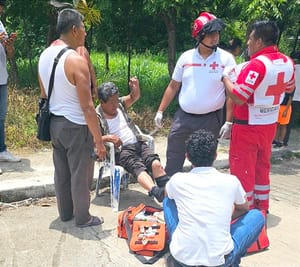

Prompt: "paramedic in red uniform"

[221,20,295,211]
[154,12,236,176]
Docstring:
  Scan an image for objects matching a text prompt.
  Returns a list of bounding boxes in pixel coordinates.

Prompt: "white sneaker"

[0,168,2,174]
[0,151,21,162]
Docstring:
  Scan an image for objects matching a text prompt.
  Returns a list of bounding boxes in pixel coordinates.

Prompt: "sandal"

[76,215,104,228]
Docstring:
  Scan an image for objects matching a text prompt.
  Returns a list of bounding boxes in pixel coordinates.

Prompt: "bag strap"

[47,46,71,104]
[124,208,169,264]
[135,245,169,265]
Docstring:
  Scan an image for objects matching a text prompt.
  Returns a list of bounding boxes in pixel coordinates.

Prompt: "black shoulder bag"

[36,47,70,141]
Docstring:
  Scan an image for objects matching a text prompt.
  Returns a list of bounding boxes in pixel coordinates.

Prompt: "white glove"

[154,111,163,128]
[222,65,237,83]
[219,121,232,139]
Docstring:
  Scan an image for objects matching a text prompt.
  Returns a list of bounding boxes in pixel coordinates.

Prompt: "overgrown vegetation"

[6,86,44,150]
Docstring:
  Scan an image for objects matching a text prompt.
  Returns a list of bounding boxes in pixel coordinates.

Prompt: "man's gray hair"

[56,8,84,35]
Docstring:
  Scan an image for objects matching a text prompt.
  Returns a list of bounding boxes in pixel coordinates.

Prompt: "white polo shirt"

[172,47,236,114]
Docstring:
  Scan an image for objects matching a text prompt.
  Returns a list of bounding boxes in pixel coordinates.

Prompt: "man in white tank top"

[38,9,106,228]
[96,78,169,203]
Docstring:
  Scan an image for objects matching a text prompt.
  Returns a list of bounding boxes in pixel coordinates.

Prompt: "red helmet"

[192,12,225,38]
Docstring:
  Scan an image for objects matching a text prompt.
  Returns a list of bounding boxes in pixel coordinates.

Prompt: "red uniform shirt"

[233,46,295,122]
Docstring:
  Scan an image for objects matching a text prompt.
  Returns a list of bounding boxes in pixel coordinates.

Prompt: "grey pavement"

[0,129,300,267]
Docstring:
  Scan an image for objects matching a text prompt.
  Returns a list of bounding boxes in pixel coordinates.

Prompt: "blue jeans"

[163,197,265,267]
[0,84,8,152]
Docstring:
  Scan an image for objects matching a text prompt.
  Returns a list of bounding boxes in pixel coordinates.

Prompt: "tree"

[4,0,50,86]
[143,0,221,76]
[48,0,101,50]
[220,0,300,52]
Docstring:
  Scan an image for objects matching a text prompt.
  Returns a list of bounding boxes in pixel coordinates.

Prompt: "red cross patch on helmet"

[192,12,225,38]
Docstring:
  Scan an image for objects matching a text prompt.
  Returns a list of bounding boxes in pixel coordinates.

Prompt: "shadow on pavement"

[91,187,161,210]
[49,216,112,241]
[271,158,300,175]
[266,213,281,229]
[0,158,34,173]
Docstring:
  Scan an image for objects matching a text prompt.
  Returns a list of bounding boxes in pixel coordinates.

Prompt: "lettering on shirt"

[259,106,279,114]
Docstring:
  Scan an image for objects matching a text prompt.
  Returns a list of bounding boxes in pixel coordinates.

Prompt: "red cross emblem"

[210,61,219,70]
[266,72,287,105]
[250,72,257,80]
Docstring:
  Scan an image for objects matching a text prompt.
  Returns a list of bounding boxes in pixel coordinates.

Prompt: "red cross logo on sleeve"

[266,72,287,105]
[250,72,257,79]
[209,61,219,70]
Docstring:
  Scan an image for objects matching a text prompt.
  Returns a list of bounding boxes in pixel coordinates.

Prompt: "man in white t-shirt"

[96,79,169,203]
[164,129,264,267]
[154,11,236,176]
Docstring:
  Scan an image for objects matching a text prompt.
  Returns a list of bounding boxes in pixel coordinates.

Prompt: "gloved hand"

[222,65,237,83]
[154,111,163,128]
[219,121,233,139]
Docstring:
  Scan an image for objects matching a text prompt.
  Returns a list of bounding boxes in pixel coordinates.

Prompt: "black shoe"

[149,186,165,202]
[274,141,283,148]
[155,175,170,188]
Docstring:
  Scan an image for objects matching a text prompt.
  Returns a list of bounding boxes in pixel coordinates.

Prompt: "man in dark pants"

[38,9,106,228]
[154,11,235,176]
[96,80,169,203]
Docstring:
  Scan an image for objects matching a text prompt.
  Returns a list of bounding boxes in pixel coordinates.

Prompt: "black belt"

[51,114,64,118]
[182,108,221,117]
[233,118,248,125]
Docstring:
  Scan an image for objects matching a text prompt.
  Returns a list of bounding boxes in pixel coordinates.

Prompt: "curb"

[0,148,299,203]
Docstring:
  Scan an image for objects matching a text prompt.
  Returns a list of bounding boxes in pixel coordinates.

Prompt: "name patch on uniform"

[245,71,259,85]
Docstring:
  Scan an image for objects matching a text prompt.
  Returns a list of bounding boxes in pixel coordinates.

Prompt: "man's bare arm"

[157,79,181,112]
[66,53,106,159]
[232,197,249,220]
[123,76,140,109]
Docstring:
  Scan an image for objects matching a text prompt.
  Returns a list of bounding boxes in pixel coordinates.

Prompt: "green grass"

[6,51,175,149]
[6,86,47,150]
[91,51,174,112]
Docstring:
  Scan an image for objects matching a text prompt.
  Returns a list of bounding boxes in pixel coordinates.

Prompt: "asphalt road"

[0,129,300,267]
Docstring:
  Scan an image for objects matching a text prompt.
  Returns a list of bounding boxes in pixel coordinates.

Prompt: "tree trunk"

[8,58,18,86]
[127,44,131,92]
[161,9,177,77]
[105,45,110,73]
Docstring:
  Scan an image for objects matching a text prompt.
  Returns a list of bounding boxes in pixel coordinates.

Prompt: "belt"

[182,108,221,117]
[233,118,248,125]
[51,114,65,118]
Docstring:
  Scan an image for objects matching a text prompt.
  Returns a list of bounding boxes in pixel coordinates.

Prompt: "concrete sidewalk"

[0,130,300,267]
